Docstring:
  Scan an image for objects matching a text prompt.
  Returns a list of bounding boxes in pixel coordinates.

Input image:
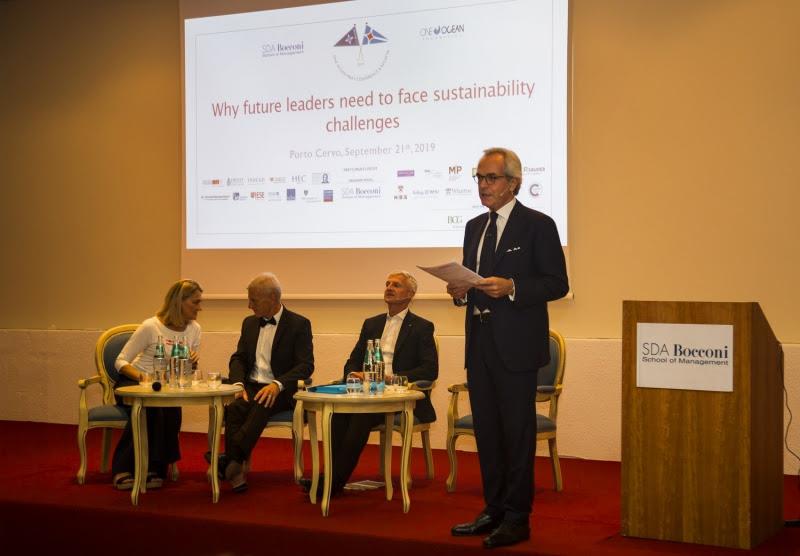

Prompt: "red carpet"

[0,420,798,555]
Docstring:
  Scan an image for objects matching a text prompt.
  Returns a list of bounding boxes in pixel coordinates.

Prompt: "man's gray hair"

[483,147,522,194]
[249,272,282,300]
[389,270,418,295]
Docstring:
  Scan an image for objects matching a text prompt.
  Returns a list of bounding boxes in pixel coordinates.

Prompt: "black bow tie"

[259,316,276,327]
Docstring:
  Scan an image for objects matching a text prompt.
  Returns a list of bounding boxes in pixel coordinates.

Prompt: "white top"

[380,307,409,375]
[250,305,284,389]
[115,316,202,373]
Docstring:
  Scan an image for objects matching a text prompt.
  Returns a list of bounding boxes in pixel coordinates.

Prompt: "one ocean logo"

[419,23,465,39]
[333,23,390,81]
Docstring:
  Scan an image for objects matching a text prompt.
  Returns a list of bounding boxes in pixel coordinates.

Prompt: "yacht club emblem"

[333,23,390,81]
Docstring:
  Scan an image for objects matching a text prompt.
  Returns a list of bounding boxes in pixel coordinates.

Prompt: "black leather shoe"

[204,451,228,481]
[298,478,314,493]
[299,477,341,498]
[482,521,530,549]
[451,513,502,536]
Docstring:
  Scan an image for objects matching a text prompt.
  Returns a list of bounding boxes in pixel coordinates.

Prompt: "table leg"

[130,400,145,505]
[321,403,333,516]
[308,408,319,504]
[400,402,414,513]
[292,401,304,483]
[383,413,394,501]
[209,398,223,503]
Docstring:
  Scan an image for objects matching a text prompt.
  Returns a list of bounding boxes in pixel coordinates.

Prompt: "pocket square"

[505,246,521,253]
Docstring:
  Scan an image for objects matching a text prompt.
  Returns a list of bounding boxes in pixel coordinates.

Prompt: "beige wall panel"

[2,330,797,474]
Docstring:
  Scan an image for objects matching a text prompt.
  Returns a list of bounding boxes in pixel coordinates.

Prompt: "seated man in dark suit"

[302,271,438,496]
[221,272,314,492]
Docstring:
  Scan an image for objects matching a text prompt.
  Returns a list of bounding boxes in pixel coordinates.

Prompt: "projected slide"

[185,0,567,249]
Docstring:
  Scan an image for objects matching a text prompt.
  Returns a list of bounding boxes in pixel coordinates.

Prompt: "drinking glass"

[393,375,409,390]
[192,369,204,388]
[140,370,153,387]
[177,359,191,388]
[346,373,362,396]
[207,372,222,389]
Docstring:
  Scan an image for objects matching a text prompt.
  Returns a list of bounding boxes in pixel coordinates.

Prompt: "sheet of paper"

[344,480,385,491]
[417,262,482,287]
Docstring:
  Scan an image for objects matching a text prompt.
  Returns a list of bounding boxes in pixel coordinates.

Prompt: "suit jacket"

[462,200,569,372]
[343,311,438,423]
[228,306,314,405]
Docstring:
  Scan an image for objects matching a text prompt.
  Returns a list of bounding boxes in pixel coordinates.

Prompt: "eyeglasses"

[472,172,510,185]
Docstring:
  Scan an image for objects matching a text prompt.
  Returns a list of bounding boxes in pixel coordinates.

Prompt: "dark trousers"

[111,406,182,479]
[466,316,538,524]
[224,382,292,463]
[329,412,384,493]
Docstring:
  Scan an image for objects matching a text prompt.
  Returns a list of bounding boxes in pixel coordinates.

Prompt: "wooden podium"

[621,301,783,549]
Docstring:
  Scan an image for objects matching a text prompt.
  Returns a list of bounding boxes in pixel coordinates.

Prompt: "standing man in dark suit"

[221,272,314,493]
[447,148,569,548]
[301,271,438,497]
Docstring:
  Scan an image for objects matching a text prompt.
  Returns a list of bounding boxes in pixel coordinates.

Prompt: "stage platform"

[0,420,798,555]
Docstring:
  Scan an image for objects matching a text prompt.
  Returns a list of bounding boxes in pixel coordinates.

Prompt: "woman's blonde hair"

[156,279,203,329]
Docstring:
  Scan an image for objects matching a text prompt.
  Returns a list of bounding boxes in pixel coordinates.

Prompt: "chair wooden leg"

[100,428,113,473]
[445,432,459,492]
[292,429,305,483]
[421,430,434,480]
[548,437,562,491]
[77,425,89,484]
[405,447,413,490]
[207,405,214,451]
[170,463,180,482]
[378,429,387,479]
[292,402,305,483]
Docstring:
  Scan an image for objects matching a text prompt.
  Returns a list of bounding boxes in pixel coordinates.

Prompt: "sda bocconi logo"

[640,342,730,367]
[333,23,390,81]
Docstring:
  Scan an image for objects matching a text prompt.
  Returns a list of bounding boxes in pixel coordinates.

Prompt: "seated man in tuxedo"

[220,272,314,492]
[302,271,438,496]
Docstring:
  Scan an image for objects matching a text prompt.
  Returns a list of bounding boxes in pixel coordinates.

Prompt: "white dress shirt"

[472,198,517,313]
[380,307,408,375]
[249,305,284,390]
[476,197,516,274]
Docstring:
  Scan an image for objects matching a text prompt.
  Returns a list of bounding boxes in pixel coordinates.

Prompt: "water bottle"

[372,339,385,394]
[153,335,167,386]
[169,336,180,388]
[363,339,374,394]
[177,337,191,388]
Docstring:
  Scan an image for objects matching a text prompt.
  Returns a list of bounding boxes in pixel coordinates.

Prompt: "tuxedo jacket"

[228,307,314,404]
[462,200,569,372]
[343,311,438,423]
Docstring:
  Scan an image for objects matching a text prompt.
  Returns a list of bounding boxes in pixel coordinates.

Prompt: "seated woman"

[110,279,203,490]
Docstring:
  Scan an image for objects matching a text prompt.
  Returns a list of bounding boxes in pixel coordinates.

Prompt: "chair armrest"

[410,379,434,391]
[447,382,468,427]
[537,385,556,394]
[78,375,103,389]
[448,382,468,393]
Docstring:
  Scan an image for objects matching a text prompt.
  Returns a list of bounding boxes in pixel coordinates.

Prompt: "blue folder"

[309,384,348,395]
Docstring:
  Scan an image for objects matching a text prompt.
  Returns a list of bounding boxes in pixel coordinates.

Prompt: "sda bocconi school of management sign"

[637,323,734,392]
